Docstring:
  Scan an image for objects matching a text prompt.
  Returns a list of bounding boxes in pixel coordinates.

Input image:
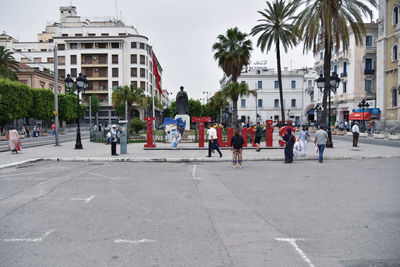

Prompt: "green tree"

[130,117,146,133]
[251,0,298,124]
[169,101,176,118]
[0,78,32,123]
[89,95,100,125]
[222,82,257,125]
[29,88,54,122]
[209,91,229,123]
[0,46,18,81]
[294,0,376,126]
[189,99,203,117]
[212,27,253,129]
[58,94,78,123]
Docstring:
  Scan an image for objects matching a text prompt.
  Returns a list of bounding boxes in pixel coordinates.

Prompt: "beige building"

[15,63,65,94]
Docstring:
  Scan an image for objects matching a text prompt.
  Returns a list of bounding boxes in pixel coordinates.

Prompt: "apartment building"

[0,6,165,124]
[313,22,379,125]
[377,0,400,129]
[237,63,316,126]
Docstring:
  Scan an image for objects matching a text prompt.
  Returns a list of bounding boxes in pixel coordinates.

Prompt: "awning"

[349,112,371,121]
[306,110,314,114]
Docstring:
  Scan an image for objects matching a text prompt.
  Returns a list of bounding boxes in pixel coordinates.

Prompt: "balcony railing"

[364,69,375,75]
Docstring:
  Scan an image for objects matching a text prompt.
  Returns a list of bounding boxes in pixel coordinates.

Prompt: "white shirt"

[352,124,360,133]
[207,127,217,140]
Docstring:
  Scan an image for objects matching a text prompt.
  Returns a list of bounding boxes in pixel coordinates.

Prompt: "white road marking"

[39,195,95,203]
[3,229,55,243]
[70,195,95,203]
[275,238,314,267]
[192,165,196,178]
[114,239,156,244]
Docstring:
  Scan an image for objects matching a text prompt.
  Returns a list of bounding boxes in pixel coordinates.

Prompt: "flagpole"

[152,50,156,144]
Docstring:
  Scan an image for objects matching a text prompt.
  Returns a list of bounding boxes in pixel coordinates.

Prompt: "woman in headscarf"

[8,126,20,154]
[283,127,294,163]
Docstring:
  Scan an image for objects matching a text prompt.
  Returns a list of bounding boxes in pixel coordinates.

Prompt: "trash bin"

[118,120,127,154]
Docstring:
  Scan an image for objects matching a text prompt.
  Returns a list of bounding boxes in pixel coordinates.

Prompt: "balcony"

[340,72,347,78]
[364,69,375,75]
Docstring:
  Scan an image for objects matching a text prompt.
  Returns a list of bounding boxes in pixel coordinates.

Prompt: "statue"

[175,86,189,115]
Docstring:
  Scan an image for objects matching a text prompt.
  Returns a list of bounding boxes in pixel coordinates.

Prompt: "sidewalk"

[1,136,399,169]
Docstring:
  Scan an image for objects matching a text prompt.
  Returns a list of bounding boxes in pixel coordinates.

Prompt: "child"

[230,129,244,168]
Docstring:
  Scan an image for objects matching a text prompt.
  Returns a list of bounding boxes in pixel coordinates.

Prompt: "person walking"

[299,125,311,156]
[206,124,222,158]
[51,123,56,136]
[8,126,20,154]
[314,126,329,163]
[230,129,244,168]
[352,121,360,147]
[110,125,119,156]
[283,128,295,163]
[25,125,30,138]
[345,120,349,132]
[254,121,263,152]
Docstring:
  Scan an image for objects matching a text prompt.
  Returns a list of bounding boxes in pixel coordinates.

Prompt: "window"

[70,55,77,64]
[343,61,347,73]
[308,80,312,86]
[62,33,68,37]
[40,81,45,88]
[392,88,398,107]
[131,81,138,88]
[47,57,53,63]
[34,57,41,63]
[310,92,314,102]
[274,81,279,88]
[58,69,65,78]
[320,52,323,60]
[112,55,118,64]
[88,33,96,36]
[131,68,137,77]
[112,68,118,77]
[343,82,347,93]
[258,99,263,107]
[57,44,65,50]
[111,43,120,49]
[82,43,93,49]
[140,81,146,90]
[70,43,78,49]
[291,80,296,89]
[131,42,137,48]
[257,81,262,89]
[58,56,65,65]
[112,81,119,89]
[140,43,145,49]
[97,43,107,49]
[140,55,146,65]
[393,6,399,25]
[101,33,109,36]
[71,68,77,78]
[392,44,398,61]
[75,33,82,37]
[241,99,246,107]
[291,99,296,107]
[334,64,337,73]
[119,33,126,36]
[131,54,137,64]
[366,35,373,46]
[140,68,145,78]
[365,58,372,73]
[274,99,279,107]
[41,49,47,52]
[365,80,372,94]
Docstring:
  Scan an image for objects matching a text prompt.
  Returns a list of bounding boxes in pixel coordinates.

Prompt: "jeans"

[317,144,325,162]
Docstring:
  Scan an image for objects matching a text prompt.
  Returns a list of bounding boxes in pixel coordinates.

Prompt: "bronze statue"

[175,86,189,115]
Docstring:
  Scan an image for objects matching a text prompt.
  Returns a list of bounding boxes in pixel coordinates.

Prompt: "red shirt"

[51,124,56,130]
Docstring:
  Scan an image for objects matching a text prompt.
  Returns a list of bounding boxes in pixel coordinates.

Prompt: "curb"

[1,155,399,170]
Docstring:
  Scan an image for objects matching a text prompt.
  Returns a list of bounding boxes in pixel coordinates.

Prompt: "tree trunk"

[232,100,239,129]
[276,41,286,124]
[321,33,332,128]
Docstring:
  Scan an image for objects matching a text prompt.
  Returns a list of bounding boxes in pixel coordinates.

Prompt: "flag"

[152,53,162,95]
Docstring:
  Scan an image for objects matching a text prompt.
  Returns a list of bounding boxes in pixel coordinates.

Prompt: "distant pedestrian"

[8,126,20,154]
[339,121,344,131]
[352,122,360,147]
[206,124,222,158]
[93,124,98,132]
[254,121,263,152]
[345,120,349,132]
[230,129,244,168]
[98,123,102,132]
[51,123,56,136]
[299,125,311,156]
[366,122,371,135]
[314,126,328,163]
[110,125,119,156]
[25,125,30,138]
[283,128,295,163]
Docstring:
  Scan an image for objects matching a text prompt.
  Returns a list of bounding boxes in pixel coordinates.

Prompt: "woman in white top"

[299,125,311,156]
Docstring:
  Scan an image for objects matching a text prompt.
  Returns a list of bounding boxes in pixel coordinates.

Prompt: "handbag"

[17,141,21,151]
[212,139,219,149]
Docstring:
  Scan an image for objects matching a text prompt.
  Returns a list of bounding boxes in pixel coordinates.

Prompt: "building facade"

[313,23,379,125]
[377,0,400,130]
[0,6,166,125]
[237,65,315,126]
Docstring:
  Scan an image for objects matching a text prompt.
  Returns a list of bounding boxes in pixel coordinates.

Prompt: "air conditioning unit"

[92,56,97,60]
[95,68,99,72]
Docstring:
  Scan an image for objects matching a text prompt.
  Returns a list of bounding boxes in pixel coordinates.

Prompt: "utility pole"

[53,45,60,146]
[89,96,92,129]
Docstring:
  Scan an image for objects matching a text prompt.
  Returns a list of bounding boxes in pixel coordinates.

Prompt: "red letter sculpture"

[144,117,156,148]
[241,127,257,147]
[265,120,273,147]
[217,127,233,147]
[192,117,211,147]
[279,125,296,147]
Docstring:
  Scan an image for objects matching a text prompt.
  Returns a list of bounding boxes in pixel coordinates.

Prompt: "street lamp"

[358,99,369,132]
[316,72,341,148]
[65,73,88,149]
[203,91,209,104]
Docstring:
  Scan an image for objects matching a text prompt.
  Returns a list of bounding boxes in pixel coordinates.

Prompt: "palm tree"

[251,0,298,124]
[0,46,18,81]
[294,0,376,126]
[209,91,229,123]
[222,82,257,126]
[112,84,145,136]
[212,27,253,129]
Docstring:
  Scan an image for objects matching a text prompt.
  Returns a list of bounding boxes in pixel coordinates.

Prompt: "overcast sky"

[1,0,365,101]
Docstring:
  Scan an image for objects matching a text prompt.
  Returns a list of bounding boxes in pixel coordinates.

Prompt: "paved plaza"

[0,137,399,266]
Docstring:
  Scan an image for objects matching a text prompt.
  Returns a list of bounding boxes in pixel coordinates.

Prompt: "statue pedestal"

[175,114,190,131]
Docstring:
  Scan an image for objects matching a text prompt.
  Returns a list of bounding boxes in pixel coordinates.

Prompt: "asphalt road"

[0,160,399,267]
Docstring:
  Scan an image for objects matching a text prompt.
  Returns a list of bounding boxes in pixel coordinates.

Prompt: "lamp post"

[203,91,209,104]
[316,72,341,148]
[65,73,88,149]
[358,99,369,132]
